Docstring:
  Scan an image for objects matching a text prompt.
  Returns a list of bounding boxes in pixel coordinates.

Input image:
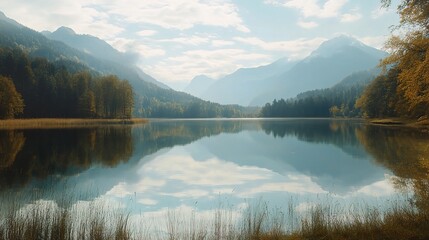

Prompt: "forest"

[260,71,376,118]
[0,18,249,119]
[0,47,249,119]
[0,47,134,119]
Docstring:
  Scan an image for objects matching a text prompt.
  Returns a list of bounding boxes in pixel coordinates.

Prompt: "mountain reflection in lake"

[0,119,428,226]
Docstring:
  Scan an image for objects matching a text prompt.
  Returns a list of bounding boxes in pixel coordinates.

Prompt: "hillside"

[0,11,248,118]
[260,69,379,118]
[42,26,169,89]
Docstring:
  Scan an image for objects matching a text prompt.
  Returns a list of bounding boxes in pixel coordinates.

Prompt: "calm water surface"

[1,119,428,225]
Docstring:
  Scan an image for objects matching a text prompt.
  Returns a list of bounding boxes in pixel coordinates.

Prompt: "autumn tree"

[0,76,24,119]
[379,0,429,117]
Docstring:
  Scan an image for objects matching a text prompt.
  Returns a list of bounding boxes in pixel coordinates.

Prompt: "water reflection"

[355,125,429,213]
[0,119,428,217]
[0,127,133,189]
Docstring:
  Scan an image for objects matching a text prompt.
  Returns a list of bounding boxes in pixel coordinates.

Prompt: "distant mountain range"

[184,35,386,106]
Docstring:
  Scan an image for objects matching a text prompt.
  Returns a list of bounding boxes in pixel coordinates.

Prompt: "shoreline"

[0,118,148,129]
[368,118,429,128]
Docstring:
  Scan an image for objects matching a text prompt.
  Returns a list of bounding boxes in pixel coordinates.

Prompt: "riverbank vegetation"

[0,195,428,240]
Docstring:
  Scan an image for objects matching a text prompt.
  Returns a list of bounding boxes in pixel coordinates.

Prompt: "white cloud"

[161,189,210,198]
[109,38,166,58]
[137,30,158,37]
[297,20,319,29]
[358,35,388,50]
[266,0,348,18]
[233,37,326,59]
[159,36,211,46]
[340,12,362,22]
[354,175,396,197]
[138,198,158,205]
[106,182,132,197]
[0,0,124,40]
[144,155,272,186]
[211,40,235,47]
[238,174,327,197]
[98,0,249,32]
[143,48,271,82]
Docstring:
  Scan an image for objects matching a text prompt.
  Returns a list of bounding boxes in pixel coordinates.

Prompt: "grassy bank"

[0,118,148,129]
[1,198,428,240]
[369,118,429,129]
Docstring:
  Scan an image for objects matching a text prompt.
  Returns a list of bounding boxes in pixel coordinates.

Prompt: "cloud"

[266,0,348,18]
[98,0,249,32]
[137,30,158,37]
[144,154,272,186]
[138,198,158,205]
[354,176,396,197]
[108,38,166,58]
[233,36,326,59]
[0,0,124,39]
[211,40,235,47]
[297,20,319,29]
[238,174,327,197]
[161,189,210,198]
[159,35,211,46]
[358,35,388,50]
[143,48,271,82]
[340,12,362,22]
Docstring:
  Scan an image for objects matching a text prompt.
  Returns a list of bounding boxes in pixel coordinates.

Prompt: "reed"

[1,195,428,239]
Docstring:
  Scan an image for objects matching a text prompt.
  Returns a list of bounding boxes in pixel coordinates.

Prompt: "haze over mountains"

[42,26,169,89]
[1,10,387,116]
[184,35,386,106]
[0,11,249,118]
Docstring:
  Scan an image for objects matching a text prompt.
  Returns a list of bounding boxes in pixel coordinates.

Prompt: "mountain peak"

[54,26,76,35]
[307,35,384,60]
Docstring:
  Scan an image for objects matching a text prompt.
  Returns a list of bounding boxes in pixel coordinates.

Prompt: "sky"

[0,0,400,90]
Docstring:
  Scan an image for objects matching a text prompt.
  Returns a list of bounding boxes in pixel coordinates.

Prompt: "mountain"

[194,58,296,106]
[183,75,216,97]
[250,35,387,105]
[0,11,248,118]
[43,26,169,89]
[0,11,21,27]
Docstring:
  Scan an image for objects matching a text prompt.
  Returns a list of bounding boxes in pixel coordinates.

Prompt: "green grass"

[1,195,428,240]
[0,118,148,129]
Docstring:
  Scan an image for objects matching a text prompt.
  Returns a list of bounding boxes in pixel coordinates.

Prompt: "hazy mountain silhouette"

[250,35,387,105]
[43,26,169,89]
[185,58,296,105]
[184,75,216,97]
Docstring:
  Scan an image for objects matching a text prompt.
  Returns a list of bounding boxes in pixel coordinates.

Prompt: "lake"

[1,119,428,235]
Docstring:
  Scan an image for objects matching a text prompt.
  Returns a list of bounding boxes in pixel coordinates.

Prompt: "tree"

[379,0,429,117]
[0,76,24,119]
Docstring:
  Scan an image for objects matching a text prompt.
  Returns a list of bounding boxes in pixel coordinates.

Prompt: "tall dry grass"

[1,195,428,239]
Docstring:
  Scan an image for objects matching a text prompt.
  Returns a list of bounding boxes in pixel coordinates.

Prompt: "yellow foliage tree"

[0,76,25,119]
[380,0,429,117]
